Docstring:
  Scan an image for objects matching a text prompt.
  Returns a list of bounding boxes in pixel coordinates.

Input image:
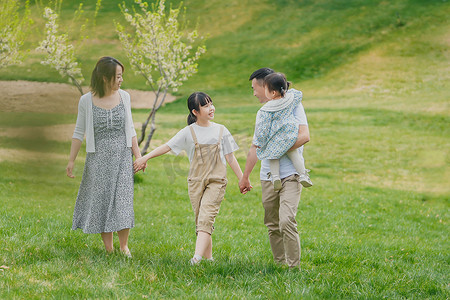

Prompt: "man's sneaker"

[299,170,313,188]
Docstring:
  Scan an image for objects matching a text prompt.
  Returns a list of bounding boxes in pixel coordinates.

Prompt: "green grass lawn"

[0,97,448,298]
[1,0,449,298]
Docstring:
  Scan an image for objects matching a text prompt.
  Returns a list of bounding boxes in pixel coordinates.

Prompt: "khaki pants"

[188,178,227,235]
[261,174,302,268]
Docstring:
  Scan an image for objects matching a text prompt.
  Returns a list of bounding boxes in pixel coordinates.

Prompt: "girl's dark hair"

[187,92,213,125]
[263,72,290,97]
[90,56,124,98]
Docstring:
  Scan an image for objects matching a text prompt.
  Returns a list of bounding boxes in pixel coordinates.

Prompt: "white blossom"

[0,0,31,68]
[116,0,207,153]
[116,0,206,93]
[36,7,84,95]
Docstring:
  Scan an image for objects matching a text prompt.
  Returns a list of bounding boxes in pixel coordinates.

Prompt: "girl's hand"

[239,177,253,194]
[66,161,75,178]
[133,157,147,173]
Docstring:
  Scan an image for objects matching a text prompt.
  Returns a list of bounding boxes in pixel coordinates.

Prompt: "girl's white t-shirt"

[166,122,239,165]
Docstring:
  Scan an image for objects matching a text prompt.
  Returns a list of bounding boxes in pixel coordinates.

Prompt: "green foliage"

[115,0,207,153]
[0,0,449,298]
[1,0,448,95]
[0,0,32,68]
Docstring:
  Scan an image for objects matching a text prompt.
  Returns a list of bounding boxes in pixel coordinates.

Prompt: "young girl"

[253,72,312,191]
[133,92,246,265]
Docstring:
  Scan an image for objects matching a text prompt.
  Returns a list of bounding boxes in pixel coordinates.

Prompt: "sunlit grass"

[1,94,448,297]
[1,0,449,298]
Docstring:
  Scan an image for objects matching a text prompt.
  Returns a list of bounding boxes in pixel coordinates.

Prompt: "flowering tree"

[0,0,31,68]
[37,1,102,95]
[116,0,206,154]
[37,7,85,95]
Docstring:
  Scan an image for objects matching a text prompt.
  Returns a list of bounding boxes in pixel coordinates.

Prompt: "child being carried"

[253,72,313,191]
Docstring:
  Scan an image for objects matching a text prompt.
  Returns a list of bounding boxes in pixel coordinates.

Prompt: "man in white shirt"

[239,68,310,269]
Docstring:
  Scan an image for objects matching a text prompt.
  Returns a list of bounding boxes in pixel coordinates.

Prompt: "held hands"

[133,157,148,174]
[239,177,253,194]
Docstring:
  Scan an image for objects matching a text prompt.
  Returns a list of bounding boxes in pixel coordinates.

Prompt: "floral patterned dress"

[72,98,134,234]
[253,89,303,160]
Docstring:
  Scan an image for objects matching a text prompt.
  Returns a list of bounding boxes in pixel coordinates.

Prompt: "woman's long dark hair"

[263,72,290,97]
[187,92,213,125]
[90,56,124,98]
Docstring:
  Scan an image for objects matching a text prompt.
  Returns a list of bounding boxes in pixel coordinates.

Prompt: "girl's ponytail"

[187,112,197,125]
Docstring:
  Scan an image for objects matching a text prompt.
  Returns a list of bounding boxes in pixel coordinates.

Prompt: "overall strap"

[189,125,204,164]
[189,125,199,144]
[217,125,224,145]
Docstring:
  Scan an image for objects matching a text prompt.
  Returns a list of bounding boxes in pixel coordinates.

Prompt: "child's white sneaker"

[267,172,282,192]
[190,254,202,266]
[299,170,313,188]
[272,175,282,192]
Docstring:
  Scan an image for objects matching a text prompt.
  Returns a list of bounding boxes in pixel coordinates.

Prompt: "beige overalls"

[187,125,227,235]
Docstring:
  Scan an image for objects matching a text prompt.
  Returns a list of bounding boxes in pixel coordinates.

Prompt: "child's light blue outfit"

[253,89,303,160]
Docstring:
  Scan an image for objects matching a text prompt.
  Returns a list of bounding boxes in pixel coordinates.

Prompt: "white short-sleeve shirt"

[257,102,308,181]
[166,122,239,165]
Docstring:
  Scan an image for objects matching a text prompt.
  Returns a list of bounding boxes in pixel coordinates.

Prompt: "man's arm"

[289,124,310,151]
[239,144,258,193]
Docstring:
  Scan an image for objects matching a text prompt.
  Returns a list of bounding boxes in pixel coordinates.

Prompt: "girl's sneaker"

[190,254,202,266]
[299,170,313,188]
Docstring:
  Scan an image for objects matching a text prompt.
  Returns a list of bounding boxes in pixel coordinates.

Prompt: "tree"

[0,0,31,68]
[36,1,102,95]
[116,0,206,154]
[37,7,84,95]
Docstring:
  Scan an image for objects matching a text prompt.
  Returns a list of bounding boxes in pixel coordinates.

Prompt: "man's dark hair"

[249,68,275,81]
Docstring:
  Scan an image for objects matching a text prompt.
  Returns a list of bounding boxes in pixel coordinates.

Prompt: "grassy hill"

[2,1,449,100]
[0,0,449,298]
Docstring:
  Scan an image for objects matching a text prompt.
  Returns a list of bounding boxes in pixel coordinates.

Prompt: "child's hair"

[90,56,124,98]
[263,72,291,97]
[187,92,213,125]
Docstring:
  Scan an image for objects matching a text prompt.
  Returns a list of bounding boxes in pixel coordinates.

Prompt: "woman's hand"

[66,161,75,178]
[133,157,148,173]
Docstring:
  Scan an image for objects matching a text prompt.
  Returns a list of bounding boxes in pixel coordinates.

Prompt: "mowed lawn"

[1,0,449,298]
[0,84,448,298]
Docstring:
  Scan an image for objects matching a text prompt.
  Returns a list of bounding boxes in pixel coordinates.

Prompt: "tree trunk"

[138,88,169,152]
[138,110,153,145]
[68,74,84,96]
[141,111,157,155]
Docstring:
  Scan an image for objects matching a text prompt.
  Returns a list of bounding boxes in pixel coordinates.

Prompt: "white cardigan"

[72,89,137,153]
